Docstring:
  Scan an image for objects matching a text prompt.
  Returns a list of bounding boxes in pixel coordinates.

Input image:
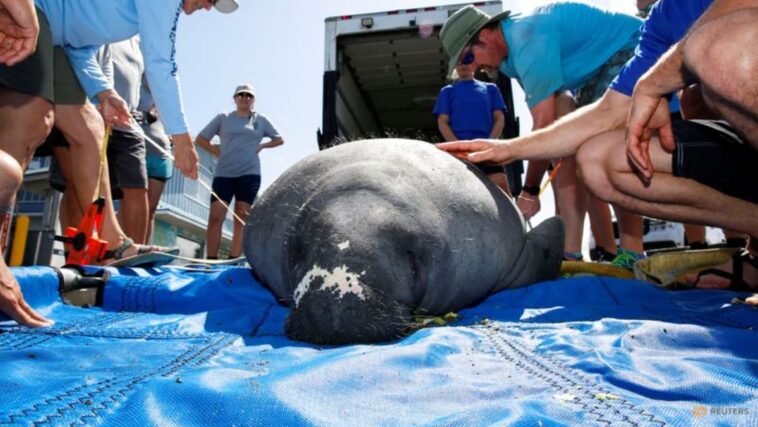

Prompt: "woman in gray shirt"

[195,84,283,259]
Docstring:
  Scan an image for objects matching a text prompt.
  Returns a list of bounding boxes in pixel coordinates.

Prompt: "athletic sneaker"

[563,251,584,262]
[611,248,646,270]
[593,246,617,262]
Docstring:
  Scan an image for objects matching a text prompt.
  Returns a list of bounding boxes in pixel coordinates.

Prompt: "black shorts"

[672,120,758,203]
[211,174,261,205]
[46,129,148,199]
[107,129,148,198]
[0,10,85,104]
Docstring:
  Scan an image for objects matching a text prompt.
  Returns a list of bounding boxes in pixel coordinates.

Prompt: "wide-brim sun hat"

[214,0,240,14]
[440,5,511,77]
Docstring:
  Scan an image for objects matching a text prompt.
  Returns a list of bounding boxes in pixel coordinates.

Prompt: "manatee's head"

[284,264,413,345]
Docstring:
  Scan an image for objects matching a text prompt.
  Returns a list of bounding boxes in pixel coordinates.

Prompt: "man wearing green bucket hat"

[438,2,642,263]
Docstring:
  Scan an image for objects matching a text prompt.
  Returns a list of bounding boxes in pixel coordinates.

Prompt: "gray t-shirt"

[110,38,143,113]
[138,77,172,158]
[198,111,281,178]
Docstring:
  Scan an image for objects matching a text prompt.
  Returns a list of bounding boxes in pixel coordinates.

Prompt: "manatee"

[244,139,564,345]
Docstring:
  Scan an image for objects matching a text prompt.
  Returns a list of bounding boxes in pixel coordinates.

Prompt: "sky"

[176,0,639,228]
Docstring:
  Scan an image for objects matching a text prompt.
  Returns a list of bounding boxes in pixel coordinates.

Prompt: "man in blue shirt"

[438,2,642,262]
[434,63,510,195]
[438,0,757,293]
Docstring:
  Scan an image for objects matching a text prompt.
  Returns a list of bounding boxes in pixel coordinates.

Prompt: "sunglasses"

[236,93,254,99]
[458,34,483,65]
[459,47,476,65]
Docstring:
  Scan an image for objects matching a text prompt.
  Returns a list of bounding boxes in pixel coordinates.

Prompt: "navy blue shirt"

[611,0,714,96]
[433,80,507,140]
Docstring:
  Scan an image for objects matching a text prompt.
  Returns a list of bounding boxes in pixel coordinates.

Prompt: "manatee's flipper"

[494,217,565,291]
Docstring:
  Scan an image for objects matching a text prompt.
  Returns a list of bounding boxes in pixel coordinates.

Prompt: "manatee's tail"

[495,216,565,291]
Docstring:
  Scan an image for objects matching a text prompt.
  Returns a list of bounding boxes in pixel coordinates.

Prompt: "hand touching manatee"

[436,139,519,165]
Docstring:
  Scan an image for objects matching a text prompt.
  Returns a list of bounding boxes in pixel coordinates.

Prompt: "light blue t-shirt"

[498,2,642,108]
[35,0,189,135]
[199,112,281,178]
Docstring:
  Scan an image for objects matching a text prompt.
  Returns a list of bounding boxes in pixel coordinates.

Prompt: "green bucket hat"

[440,5,511,77]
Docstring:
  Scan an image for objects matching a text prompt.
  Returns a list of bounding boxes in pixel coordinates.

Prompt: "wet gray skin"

[244,139,564,345]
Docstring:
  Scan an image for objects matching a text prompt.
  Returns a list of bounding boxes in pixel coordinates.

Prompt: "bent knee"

[576,132,625,202]
[0,151,24,196]
[575,135,609,182]
[684,9,758,96]
[208,210,227,225]
[3,104,54,155]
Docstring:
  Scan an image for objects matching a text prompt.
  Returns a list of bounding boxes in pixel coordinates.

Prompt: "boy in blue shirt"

[434,63,510,196]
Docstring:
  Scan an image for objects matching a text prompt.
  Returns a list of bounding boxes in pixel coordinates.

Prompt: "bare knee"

[576,133,619,202]
[54,104,104,149]
[0,96,54,165]
[234,208,249,221]
[684,9,758,108]
[0,151,23,201]
[208,206,226,226]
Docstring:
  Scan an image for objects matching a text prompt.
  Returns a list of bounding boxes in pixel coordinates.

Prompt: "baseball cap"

[234,84,255,97]
[213,0,239,14]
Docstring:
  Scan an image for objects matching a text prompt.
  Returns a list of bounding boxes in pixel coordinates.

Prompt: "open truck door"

[318,2,523,193]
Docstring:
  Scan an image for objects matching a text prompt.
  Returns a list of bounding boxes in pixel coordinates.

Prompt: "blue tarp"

[1,266,756,426]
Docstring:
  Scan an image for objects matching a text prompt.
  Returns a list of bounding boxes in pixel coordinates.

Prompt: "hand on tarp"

[0,260,53,327]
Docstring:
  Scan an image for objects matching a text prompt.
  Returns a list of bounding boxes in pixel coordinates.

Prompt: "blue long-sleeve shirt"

[35,0,189,135]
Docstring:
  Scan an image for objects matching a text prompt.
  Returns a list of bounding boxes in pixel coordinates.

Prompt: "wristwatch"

[521,185,540,196]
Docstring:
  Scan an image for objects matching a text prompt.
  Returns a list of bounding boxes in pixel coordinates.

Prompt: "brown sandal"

[102,238,179,262]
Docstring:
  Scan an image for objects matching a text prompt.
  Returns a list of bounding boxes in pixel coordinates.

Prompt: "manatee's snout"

[285,284,411,345]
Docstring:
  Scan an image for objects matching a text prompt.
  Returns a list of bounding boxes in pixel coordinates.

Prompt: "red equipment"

[55,197,109,265]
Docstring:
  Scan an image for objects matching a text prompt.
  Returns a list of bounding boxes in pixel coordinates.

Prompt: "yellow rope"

[135,125,247,226]
[539,158,563,197]
[93,126,112,201]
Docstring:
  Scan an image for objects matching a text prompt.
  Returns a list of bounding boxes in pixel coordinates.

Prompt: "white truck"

[319,1,523,190]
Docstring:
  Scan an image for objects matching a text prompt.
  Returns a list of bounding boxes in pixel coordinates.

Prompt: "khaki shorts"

[574,43,637,107]
[0,8,86,104]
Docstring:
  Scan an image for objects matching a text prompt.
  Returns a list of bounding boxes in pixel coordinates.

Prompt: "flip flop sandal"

[135,244,180,256]
[102,237,180,261]
[691,249,758,292]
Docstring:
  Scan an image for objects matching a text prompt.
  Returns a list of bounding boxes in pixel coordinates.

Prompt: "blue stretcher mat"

[2,266,756,426]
